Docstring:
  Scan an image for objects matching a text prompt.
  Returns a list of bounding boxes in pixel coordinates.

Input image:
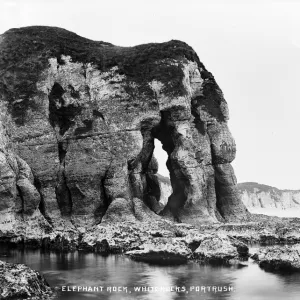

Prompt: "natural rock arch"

[0,26,249,231]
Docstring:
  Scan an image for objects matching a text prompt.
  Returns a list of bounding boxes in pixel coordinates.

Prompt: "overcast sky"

[1,0,299,189]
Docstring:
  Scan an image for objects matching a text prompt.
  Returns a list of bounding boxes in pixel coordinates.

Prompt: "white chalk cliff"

[237,182,300,217]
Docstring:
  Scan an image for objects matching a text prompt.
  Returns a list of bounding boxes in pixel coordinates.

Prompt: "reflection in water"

[0,245,299,300]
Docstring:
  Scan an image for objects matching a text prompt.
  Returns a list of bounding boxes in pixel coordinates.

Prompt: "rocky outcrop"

[124,230,249,266]
[0,25,249,241]
[126,239,191,265]
[238,182,300,217]
[216,216,300,245]
[0,260,52,299]
[252,244,300,272]
[192,234,248,264]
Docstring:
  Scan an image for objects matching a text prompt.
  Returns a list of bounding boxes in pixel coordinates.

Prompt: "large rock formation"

[0,26,249,235]
[238,182,300,217]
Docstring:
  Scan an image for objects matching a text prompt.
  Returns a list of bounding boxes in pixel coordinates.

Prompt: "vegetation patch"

[0,26,218,124]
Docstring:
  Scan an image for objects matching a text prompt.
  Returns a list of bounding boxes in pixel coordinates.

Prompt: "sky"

[0,0,299,189]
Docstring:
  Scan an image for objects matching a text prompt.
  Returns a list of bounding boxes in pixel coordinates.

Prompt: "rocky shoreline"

[1,215,299,299]
[2,214,299,252]
[1,213,299,265]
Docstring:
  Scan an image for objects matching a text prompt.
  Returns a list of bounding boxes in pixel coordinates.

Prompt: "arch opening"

[142,137,174,214]
[153,139,172,208]
[132,112,192,220]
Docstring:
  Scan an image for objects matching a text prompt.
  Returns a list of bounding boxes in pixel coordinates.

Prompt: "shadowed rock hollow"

[0,26,249,234]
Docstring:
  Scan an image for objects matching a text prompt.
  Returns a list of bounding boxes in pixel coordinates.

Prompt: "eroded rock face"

[0,26,249,233]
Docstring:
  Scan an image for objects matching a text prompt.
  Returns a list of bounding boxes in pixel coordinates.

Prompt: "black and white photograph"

[0,0,299,299]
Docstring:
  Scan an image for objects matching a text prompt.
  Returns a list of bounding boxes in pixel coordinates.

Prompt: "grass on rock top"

[0,25,221,125]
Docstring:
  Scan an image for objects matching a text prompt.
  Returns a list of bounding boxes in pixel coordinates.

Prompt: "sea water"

[0,245,299,300]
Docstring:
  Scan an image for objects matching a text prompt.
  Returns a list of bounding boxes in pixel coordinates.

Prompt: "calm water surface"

[0,245,299,300]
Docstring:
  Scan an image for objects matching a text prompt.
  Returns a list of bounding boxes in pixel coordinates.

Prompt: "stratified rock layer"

[0,26,249,236]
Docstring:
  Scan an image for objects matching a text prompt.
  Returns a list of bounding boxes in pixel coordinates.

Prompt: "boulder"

[192,234,247,264]
[227,235,249,257]
[0,260,52,299]
[252,244,300,272]
[126,238,191,265]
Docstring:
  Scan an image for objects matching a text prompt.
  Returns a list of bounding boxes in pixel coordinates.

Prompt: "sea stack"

[0,26,249,235]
